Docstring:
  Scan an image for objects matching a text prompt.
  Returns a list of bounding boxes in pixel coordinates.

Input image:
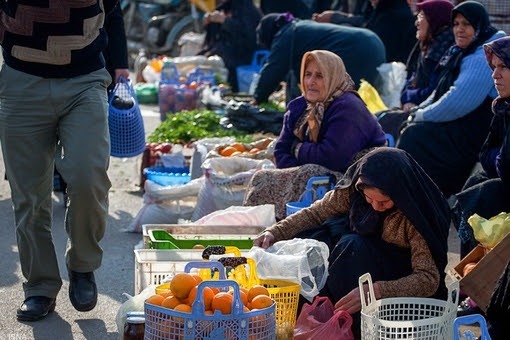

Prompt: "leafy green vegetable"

[258,101,285,112]
[148,109,251,144]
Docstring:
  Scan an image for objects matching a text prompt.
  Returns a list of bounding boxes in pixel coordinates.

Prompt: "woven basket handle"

[358,273,376,312]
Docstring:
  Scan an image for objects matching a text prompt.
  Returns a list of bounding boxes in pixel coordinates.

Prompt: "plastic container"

[286,176,335,216]
[453,314,491,340]
[144,280,276,340]
[143,167,191,187]
[359,273,459,340]
[147,229,256,250]
[236,50,270,93]
[216,256,300,339]
[108,78,146,158]
[134,248,252,294]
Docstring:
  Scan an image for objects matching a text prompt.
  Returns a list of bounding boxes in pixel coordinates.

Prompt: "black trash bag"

[225,100,283,135]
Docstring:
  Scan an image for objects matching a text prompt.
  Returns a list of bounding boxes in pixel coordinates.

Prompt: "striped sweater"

[0,0,118,78]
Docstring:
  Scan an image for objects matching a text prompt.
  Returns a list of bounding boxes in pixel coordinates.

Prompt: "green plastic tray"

[148,229,255,250]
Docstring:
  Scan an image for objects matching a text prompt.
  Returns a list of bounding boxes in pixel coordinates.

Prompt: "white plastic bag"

[115,284,156,334]
[122,178,203,232]
[193,204,276,227]
[191,157,275,221]
[376,62,407,109]
[248,238,330,302]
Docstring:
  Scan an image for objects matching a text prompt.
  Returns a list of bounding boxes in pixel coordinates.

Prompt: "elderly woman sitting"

[244,50,386,221]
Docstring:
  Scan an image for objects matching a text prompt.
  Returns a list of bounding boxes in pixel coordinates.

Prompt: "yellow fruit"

[220,146,237,157]
[170,273,197,300]
[162,296,182,309]
[146,294,166,306]
[211,292,234,314]
[250,294,273,310]
[247,285,270,302]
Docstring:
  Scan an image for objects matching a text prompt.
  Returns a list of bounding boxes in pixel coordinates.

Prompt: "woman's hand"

[402,102,417,112]
[253,231,275,249]
[334,282,381,314]
[312,10,335,23]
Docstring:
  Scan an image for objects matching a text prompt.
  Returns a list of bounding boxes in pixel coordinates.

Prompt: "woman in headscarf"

[452,35,510,265]
[401,0,455,111]
[252,13,386,104]
[254,147,451,337]
[244,50,386,221]
[397,1,506,197]
[198,0,262,92]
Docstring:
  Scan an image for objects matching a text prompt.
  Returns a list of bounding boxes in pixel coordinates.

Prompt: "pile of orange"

[146,273,274,316]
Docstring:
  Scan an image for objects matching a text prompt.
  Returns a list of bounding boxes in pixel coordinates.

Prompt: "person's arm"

[480,113,504,177]
[274,108,301,169]
[296,94,384,171]
[253,33,293,104]
[104,0,120,15]
[376,215,440,299]
[496,115,510,184]
[413,50,496,122]
[255,187,350,246]
[104,4,129,84]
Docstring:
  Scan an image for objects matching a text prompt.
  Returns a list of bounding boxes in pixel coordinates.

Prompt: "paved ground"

[0,102,462,340]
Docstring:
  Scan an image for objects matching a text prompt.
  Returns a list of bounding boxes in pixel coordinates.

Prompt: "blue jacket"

[275,93,387,172]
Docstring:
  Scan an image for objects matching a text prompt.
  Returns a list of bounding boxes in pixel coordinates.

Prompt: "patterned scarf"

[294,50,354,143]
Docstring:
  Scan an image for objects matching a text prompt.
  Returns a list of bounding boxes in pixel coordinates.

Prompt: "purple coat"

[274,92,386,171]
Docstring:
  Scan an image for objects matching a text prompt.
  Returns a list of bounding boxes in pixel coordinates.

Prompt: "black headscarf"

[256,12,295,50]
[434,1,497,101]
[335,147,451,292]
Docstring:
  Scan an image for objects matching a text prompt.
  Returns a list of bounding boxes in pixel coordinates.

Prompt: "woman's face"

[416,11,430,42]
[303,59,327,103]
[453,13,476,49]
[491,54,510,99]
[360,187,395,212]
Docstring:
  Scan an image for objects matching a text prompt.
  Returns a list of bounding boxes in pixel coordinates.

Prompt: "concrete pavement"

[0,103,462,340]
[0,104,161,340]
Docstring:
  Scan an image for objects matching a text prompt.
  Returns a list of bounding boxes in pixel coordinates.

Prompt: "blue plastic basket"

[286,176,335,216]
[143,166,191,186]
[236,50,270,93]
[453,314,492,340]
[108,77,146,158]
[144,279,276,340]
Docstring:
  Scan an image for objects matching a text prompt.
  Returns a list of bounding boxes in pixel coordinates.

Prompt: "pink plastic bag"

[294,296,354,340]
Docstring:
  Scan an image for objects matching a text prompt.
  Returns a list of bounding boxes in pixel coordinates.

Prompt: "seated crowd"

[201,0,509,338]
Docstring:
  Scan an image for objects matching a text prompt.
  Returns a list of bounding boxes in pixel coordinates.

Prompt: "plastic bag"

[115,284,156,334]
[248,238,329,301]
[193,204,276,227]
[376,62,407,108]
[358,79,388,114]
[468,212,510,248]
[191,157,275,221]
[294,296,354,340]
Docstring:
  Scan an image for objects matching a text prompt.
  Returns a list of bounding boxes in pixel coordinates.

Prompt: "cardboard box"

[450,232,510,312]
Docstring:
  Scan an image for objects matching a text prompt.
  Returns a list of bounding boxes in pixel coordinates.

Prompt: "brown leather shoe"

[68,270,97,312]
[17,296,56,322]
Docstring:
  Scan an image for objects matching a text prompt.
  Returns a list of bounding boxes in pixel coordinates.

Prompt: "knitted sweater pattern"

[0,1,116,78]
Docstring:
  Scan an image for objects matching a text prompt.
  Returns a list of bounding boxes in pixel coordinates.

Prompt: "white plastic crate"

[134,248,251,294]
